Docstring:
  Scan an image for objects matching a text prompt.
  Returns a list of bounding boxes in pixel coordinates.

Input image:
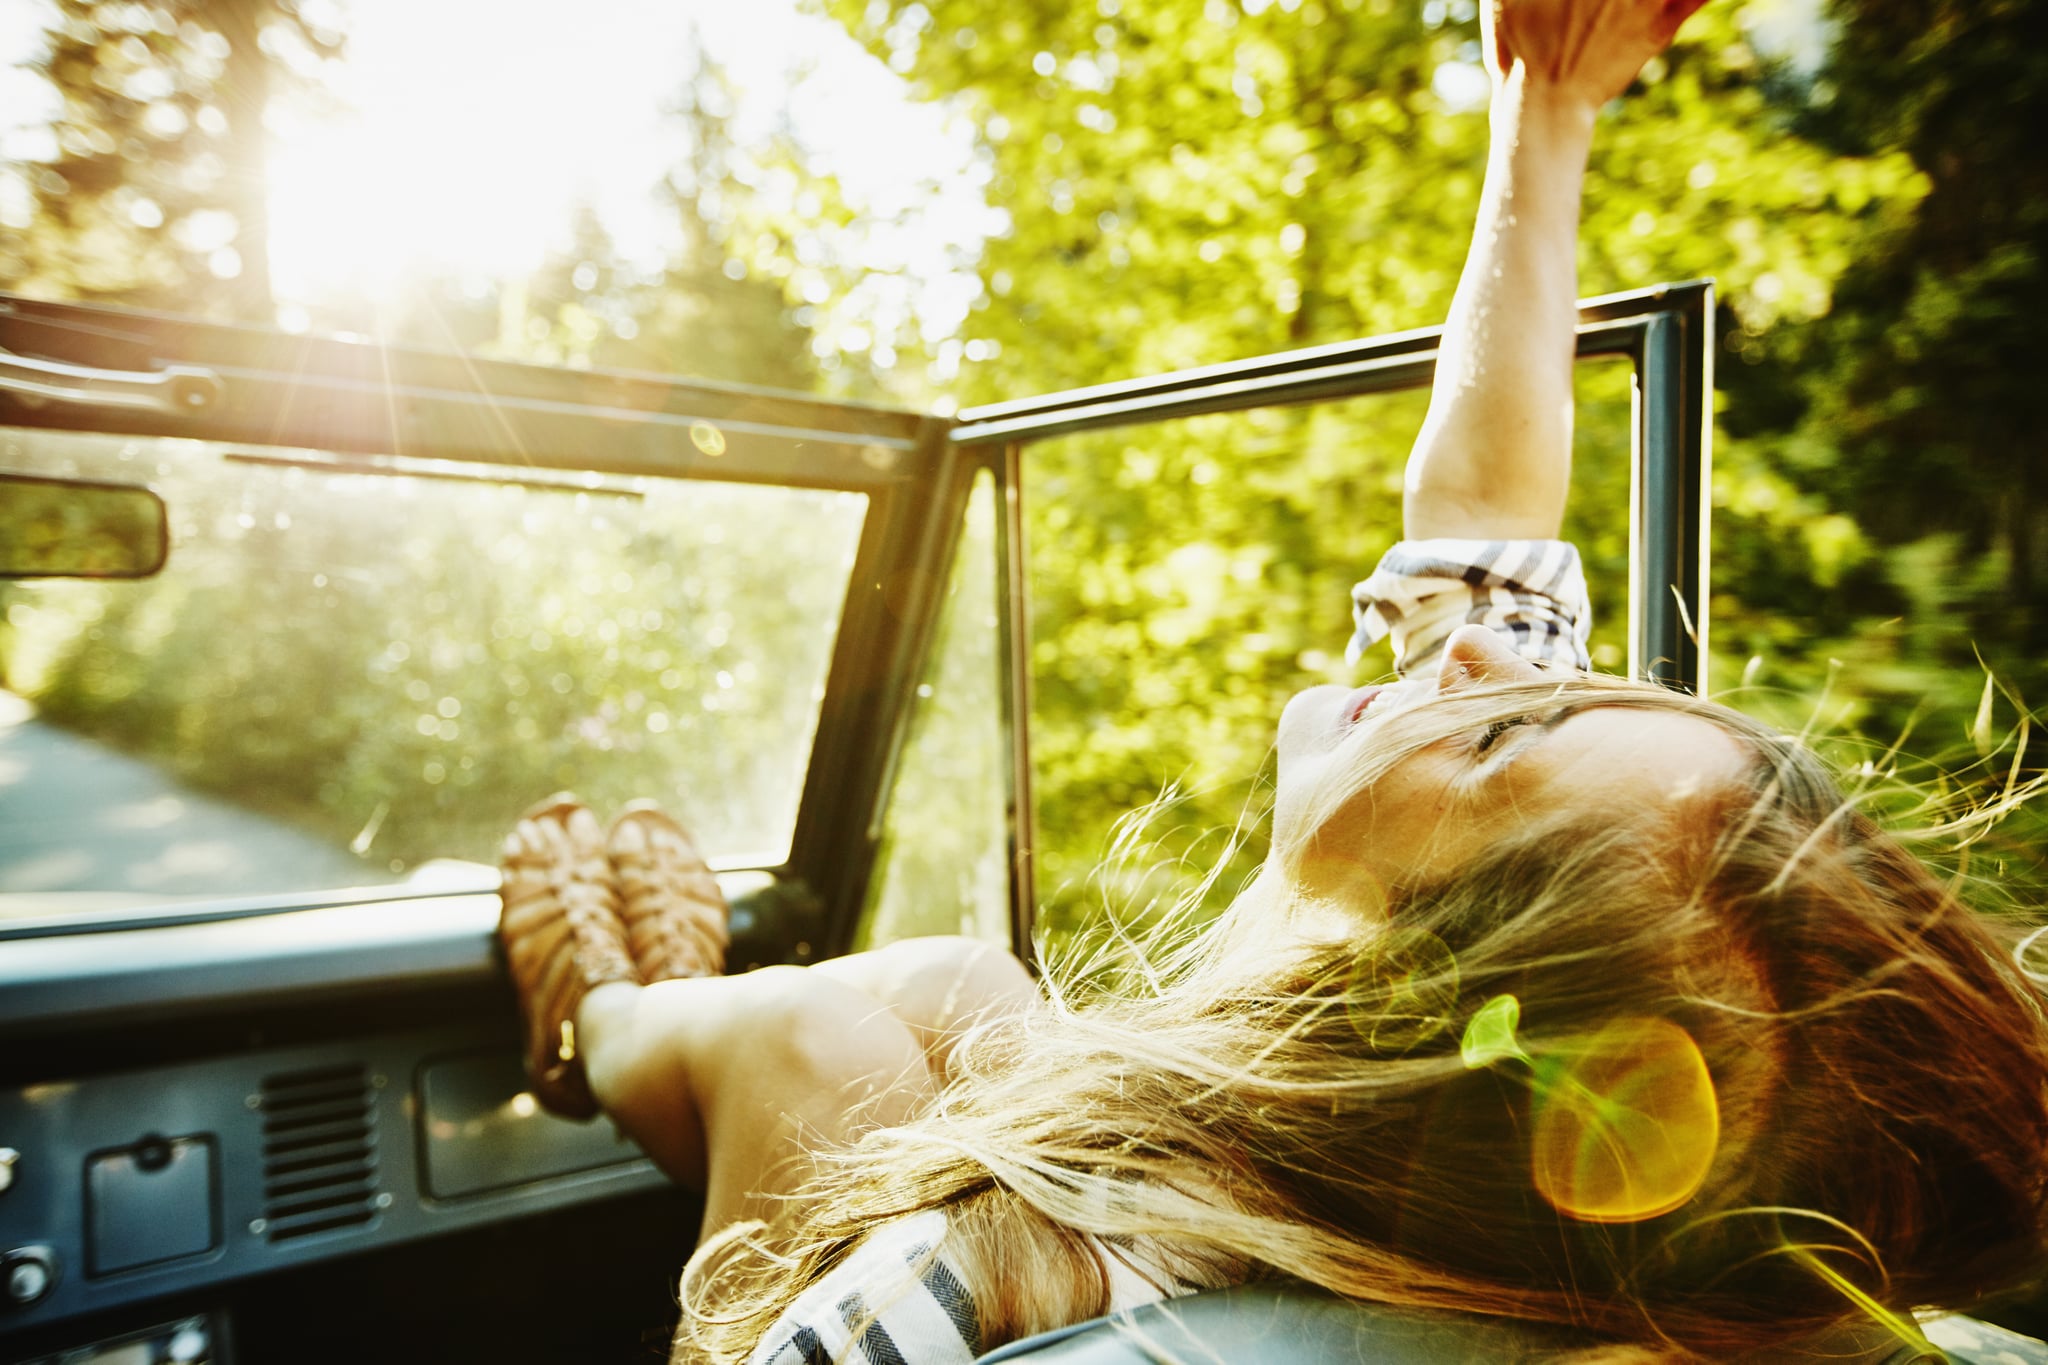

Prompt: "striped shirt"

[1349,538,1592,677]
[748,1212,977,1365]
[747,1211,1186,1365]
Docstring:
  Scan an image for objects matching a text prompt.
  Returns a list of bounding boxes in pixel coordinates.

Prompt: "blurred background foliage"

[821,0,2048,935]
[3,0,341,320]
[3,0,2047,938]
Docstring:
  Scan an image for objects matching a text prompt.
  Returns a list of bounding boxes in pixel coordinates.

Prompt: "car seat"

[974,1281,1957,1363]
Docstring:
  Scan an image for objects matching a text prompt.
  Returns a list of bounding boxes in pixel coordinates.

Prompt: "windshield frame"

[0,292,968,957]
[0,282,1712,965]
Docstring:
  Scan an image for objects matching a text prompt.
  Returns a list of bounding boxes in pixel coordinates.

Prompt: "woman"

[497,0,2048,1359]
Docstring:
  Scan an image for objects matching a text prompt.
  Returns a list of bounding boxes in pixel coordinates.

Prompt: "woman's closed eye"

[1475,715,1536,756]
[1473,708,1581,769]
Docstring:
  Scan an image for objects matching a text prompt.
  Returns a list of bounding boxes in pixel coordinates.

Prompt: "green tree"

[815,0,1929,937]
[1717,0,2048,671]
[1807,0,2048,633]
[1675,0,2048,898]
[2,0,343,319]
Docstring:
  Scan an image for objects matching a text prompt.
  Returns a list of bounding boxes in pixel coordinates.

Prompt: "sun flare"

[265,0,707,308]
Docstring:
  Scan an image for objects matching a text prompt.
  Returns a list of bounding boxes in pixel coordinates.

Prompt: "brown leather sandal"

[498,794,640,1119]
[606,801,730,982]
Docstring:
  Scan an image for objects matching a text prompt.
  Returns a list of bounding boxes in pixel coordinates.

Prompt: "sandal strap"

[609,804,731,982]
[499,797,639,1118]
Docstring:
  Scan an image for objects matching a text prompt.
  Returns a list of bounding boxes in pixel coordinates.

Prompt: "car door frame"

[947,280,1715,953]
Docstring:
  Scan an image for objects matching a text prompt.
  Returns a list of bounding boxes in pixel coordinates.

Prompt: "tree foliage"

[2,0,343,319]
[815,0,1965,934]
[1689,0,2048,906]
[307,48,835,391]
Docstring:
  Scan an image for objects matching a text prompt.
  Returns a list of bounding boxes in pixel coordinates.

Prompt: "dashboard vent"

[257,1062,380,1242]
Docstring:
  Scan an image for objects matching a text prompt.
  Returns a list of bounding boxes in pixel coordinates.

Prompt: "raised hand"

[1402,0,1710,544]
[1482,0,1711,106]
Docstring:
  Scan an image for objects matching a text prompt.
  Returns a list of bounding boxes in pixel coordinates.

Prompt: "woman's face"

[1273,626,1748,905]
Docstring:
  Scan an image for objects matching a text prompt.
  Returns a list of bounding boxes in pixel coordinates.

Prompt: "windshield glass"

[0,427,866,922]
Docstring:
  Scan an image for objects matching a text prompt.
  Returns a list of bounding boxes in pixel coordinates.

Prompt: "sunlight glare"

[262,0,993,345]
[268,0,705,303]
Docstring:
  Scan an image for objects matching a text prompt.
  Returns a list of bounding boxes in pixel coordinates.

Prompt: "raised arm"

[1403,0,1707,541]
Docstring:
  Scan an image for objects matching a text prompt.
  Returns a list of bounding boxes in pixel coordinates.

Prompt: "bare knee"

[690,966,932,1123]
[813,937,1037,1084]
[819,937,1036,1029]
[897,936,1037,1038]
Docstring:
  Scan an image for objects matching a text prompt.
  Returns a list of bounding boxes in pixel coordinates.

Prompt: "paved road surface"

[0,688,395,919]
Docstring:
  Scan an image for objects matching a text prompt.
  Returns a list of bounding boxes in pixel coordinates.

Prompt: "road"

[0,688,387,919]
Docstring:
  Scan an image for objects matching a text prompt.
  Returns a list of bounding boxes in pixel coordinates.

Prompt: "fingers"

[1437,625,1546,690]
[1485,0,1712,106]
[1481,0,1515,82]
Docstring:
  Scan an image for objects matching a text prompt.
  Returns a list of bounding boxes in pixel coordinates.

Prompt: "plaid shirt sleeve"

[1348,538,1593,678]
[750,1212,980,1365]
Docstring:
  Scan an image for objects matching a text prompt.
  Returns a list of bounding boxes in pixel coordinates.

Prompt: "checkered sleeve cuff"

[1348,538,1593,678]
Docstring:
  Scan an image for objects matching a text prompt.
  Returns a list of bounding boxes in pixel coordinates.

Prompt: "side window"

[855,468,1008,948]
[1008,346,1653,950]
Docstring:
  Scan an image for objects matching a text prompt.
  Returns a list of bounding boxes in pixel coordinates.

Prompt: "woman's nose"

[1435,624,1544,692]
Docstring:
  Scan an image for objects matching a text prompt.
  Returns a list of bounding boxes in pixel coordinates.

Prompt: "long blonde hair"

[678,677,2048,1361]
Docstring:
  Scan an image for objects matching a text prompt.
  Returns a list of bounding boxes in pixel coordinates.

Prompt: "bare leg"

[577,969,928,1240]
[575,938,1034,1244]
[812,935,1039,1084]
[500,795,1036,1242]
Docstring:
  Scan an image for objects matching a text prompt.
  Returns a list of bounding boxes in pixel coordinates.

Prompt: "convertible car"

[0,284,2030,1363]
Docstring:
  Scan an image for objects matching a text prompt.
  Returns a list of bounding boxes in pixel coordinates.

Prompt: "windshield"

[0,426,866,922]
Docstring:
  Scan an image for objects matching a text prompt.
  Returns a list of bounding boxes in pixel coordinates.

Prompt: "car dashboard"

[0,882,730,1362]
